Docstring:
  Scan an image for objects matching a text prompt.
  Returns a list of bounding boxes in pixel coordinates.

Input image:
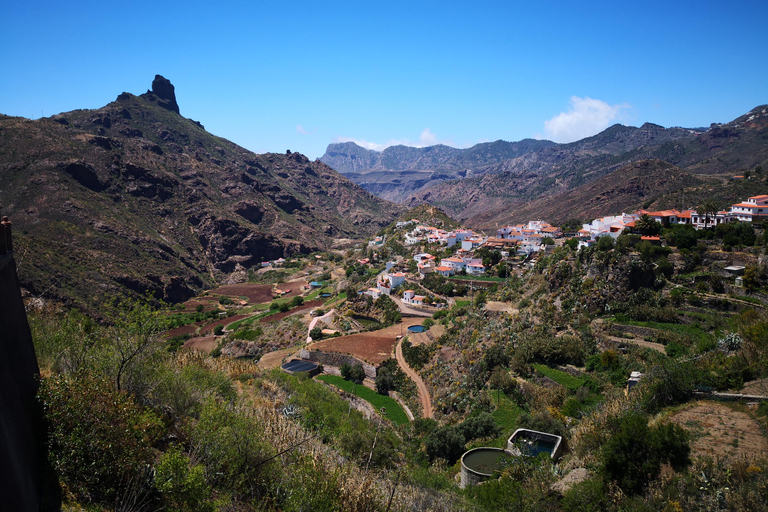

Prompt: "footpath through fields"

[395,337,433,418]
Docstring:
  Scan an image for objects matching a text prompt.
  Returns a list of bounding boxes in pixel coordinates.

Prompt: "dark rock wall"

[0,249,59,510]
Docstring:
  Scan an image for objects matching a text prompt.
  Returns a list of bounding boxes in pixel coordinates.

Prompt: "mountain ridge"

[0,76,404,314]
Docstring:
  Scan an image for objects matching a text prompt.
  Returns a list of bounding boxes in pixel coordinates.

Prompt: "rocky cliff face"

[0,77,403,314]
[403,108,768,227]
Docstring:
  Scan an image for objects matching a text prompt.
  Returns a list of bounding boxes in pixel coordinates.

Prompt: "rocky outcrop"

[148,74,180,114]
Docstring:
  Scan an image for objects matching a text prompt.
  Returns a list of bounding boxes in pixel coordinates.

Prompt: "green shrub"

[40,373,163,504]
[155,447,216,512]
[600,413,690,495]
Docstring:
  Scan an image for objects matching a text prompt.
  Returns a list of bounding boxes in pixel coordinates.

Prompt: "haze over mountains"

[0,76,402,313]
[321,106,768,227]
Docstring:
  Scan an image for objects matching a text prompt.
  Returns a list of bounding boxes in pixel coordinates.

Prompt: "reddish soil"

[210,283,274,304]
[260,300,324,324]
[183,335,217,353]
[198,314,249,335]
[309,317,423,365]
[667,401,768,464]
[276,280,308,298]
[165,321,206,339]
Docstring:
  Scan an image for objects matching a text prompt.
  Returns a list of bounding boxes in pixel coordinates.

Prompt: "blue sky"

[1,0,766,159]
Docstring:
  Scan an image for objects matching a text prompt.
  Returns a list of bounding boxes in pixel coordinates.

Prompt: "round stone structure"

[459,447,514,488]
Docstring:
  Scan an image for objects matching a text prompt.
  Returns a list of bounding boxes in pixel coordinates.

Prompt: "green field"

[317,375,409,425]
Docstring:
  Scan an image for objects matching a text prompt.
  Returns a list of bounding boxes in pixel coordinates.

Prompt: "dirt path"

[606,335,666,353]
[395,338,433,419]
[257,346,300,369]
[306,309,335,343]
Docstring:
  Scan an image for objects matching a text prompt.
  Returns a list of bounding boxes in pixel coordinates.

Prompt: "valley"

[3,78,768,512]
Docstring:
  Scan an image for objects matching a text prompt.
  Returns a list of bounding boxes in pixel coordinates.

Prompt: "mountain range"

[0,76,402,314]
[320,106,768,227]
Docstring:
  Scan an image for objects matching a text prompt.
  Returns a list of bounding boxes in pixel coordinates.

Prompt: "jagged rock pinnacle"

[150,75,180,114]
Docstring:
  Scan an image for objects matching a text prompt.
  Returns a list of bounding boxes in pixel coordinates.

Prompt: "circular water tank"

[460,447,513,488]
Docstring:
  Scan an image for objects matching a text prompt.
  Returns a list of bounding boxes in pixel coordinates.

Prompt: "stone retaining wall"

[299,349,377,379]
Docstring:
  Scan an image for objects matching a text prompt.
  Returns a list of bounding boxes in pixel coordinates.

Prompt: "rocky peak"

[143,75,180,114]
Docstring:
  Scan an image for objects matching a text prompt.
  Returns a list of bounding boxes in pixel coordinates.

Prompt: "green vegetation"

[317,375,409,425]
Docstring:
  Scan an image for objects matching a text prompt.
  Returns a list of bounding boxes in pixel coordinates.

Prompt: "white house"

[435,265,455,277]
[440,256,466,271]
[403,290,425,305]
[730,195,768,222]
[466,262,486,275]
[461,237,484,251]
[386,272,407,288]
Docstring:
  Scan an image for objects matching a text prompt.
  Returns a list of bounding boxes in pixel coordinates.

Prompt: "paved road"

[395,337,433,418]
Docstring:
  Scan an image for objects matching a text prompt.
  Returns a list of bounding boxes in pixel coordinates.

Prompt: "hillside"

[406,107,768,226]
[321,139,556,202]
[0,76,403,314]
[465,159,699,227]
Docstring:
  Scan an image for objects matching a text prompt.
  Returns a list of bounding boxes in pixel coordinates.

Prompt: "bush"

[340,362,365,384]
[309,326,323,341]
[155,447,215,512]
[40,373,163,503]
[600,413,690,494]
[213,325,224,336]
[425,426,465,464]
[196,304,204,313]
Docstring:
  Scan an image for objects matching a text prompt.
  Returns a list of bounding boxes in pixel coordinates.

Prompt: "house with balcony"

[730,195,768,222]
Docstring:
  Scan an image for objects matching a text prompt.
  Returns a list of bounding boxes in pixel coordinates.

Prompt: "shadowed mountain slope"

[0,76,403,314]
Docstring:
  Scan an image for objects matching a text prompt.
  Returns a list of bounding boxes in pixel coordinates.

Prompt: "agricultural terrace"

[309,317,424,365]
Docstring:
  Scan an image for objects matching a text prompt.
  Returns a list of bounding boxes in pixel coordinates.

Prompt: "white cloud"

[419,128,437,146]
[543,97,629,143]
[296,124,314,135]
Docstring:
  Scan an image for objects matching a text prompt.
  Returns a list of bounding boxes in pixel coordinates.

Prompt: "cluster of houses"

[360,194,767,304]
[496,195,768,247]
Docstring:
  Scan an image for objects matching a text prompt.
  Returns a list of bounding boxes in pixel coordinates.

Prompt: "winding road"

[395,337,433,418]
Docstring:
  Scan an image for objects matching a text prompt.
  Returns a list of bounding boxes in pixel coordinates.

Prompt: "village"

[355,194,768,308]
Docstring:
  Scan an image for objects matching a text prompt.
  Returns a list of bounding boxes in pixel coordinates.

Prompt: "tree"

[633,214,661,236]
[698,199,720,230]
[341,362,365,384]
[106,299,163,393]
[155,447,215,512]
[309,326,323,340]
[375,367,395,395]
[425,426,465,464]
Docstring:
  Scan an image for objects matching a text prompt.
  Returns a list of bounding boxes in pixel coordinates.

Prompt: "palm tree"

[634,213,661,236]
[698,199,720,229]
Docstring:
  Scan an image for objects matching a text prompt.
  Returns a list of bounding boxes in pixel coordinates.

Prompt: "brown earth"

[256,347,300,369]
[165,321,207,339]
[259,300,324,324]
[279,280,309,298]
[199,314,249,335]
[183,335,217,353]
[309,317,423,365]
[210,283,274,304]
[666,401,768,464]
